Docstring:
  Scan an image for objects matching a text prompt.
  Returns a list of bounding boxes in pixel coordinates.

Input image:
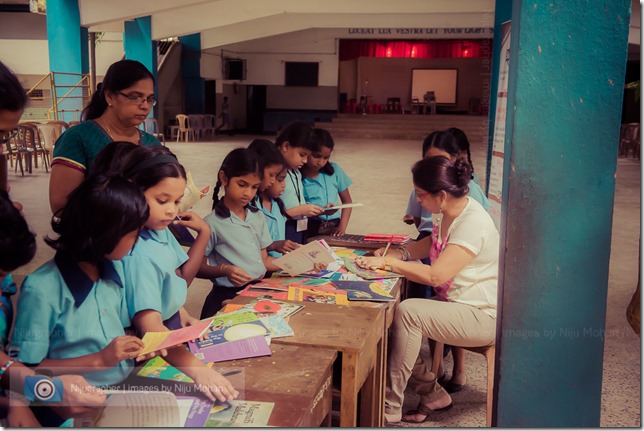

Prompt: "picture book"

[330,280,396,302]
[177,396,217,428]
[239,298,305,319]
[136,355,213,383]
[343,257,401,280]
[287,285,349,305]
[191,334,272,363]
[331,247,369,259]
[273,239,336,276]
[139,319,213,356]
[259,315,294,338]
[238,285,288,301]
[192,312,269,350]
[205,400,275,427]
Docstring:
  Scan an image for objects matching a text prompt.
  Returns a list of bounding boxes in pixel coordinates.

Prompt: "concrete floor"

[7,134,640,427]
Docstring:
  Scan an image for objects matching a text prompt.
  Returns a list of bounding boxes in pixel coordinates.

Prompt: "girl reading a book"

[115,145,239,403]
[248,139,300,257]
[274,121,325,243]
[198,148,281,318]
[301,128,354,237]
[10,174,149,389]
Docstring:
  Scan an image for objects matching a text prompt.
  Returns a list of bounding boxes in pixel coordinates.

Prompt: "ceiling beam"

[199,12,492,49]
[79,0,213,27]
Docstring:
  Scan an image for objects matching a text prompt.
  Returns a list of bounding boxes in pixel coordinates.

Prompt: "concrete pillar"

[494,0,631,427]
[46,0,88,122]
[124,16,158,117]
[179,34,205,114]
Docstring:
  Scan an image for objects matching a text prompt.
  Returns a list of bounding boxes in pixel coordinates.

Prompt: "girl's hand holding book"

[175,211,210,235]
[302,204,324,217]
[100,335,144,367]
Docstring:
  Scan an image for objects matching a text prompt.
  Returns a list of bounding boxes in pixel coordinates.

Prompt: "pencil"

[382,235,393,257]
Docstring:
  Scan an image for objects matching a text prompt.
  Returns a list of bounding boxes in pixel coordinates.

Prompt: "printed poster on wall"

[487,21,511,229]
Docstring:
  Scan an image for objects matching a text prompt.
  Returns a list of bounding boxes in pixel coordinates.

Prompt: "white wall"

[0,12,123,77]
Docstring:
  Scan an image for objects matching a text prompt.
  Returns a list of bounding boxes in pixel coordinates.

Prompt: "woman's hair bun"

[453,157,473,188]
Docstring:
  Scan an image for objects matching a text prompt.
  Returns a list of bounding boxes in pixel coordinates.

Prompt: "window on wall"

[285,62,319,87]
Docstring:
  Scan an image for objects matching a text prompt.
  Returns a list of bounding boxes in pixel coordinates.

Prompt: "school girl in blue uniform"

[113,145,238,403]
[301,128,354,237]
[247,139,300,257]
[11,175,149,390]
[198,148,280,318]
[275,122,324,243]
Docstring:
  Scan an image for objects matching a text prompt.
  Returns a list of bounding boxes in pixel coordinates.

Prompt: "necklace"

[104,123,138,143]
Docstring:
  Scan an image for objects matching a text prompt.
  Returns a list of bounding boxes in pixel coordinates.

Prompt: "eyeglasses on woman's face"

[116,91,157,107]
[0,129,18,145]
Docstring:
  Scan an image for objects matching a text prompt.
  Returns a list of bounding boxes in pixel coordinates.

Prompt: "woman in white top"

[356,156,499,424]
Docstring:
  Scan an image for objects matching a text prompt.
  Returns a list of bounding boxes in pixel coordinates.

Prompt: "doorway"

[246,85,267,134]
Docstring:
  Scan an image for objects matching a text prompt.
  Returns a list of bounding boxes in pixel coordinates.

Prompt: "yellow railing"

[48,72,92,121]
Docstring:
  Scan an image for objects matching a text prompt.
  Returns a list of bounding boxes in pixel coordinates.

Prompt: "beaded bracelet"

[397,246,410,261]
[0,360,14,377]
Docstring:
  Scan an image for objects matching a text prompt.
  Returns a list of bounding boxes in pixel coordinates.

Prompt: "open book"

[273,239,336,276]
[84,391,230,427]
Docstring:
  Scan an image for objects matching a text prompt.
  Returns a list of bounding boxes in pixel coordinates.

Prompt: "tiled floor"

[7,134,640,427]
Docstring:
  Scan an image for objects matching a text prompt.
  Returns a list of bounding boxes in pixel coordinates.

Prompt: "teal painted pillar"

[124,16,158,117]
[495,0,631,427]
[485,0,513,194]
[46,0,88,122]
[179,34,205,114]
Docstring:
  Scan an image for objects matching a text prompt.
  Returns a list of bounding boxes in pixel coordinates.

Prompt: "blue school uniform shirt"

[281,169,305,211]
[406,179,491,234]
[204,201,273,288]
[10,252,133,386]
[121,228,189,326]
[258,197,287,258]
[302,162,352,221]
[0,274,17,349]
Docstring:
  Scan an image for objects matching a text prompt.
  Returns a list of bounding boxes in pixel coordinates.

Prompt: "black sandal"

[401,401,453,423]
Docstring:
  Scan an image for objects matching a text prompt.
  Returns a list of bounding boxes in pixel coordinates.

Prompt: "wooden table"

[230,296,385,427]
[122,344,335,427]
[216,344,336,427]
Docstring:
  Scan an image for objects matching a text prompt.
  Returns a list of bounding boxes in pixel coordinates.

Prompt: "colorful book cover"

[343,257,401,279]
[240,298,305,319]
[137,356,213,382]
[259,315,294,338]
[205,400,275,427]
[239,285,288,301]
[287,285,349,305]
[330,247,369,259]
[139,319,214,355]
[330,280,395,302]
[191,335,272,363]
[177,396,216,427]
[192,312,269,350]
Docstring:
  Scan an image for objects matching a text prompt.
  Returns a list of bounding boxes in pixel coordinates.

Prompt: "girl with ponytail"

[198,148,281,318]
